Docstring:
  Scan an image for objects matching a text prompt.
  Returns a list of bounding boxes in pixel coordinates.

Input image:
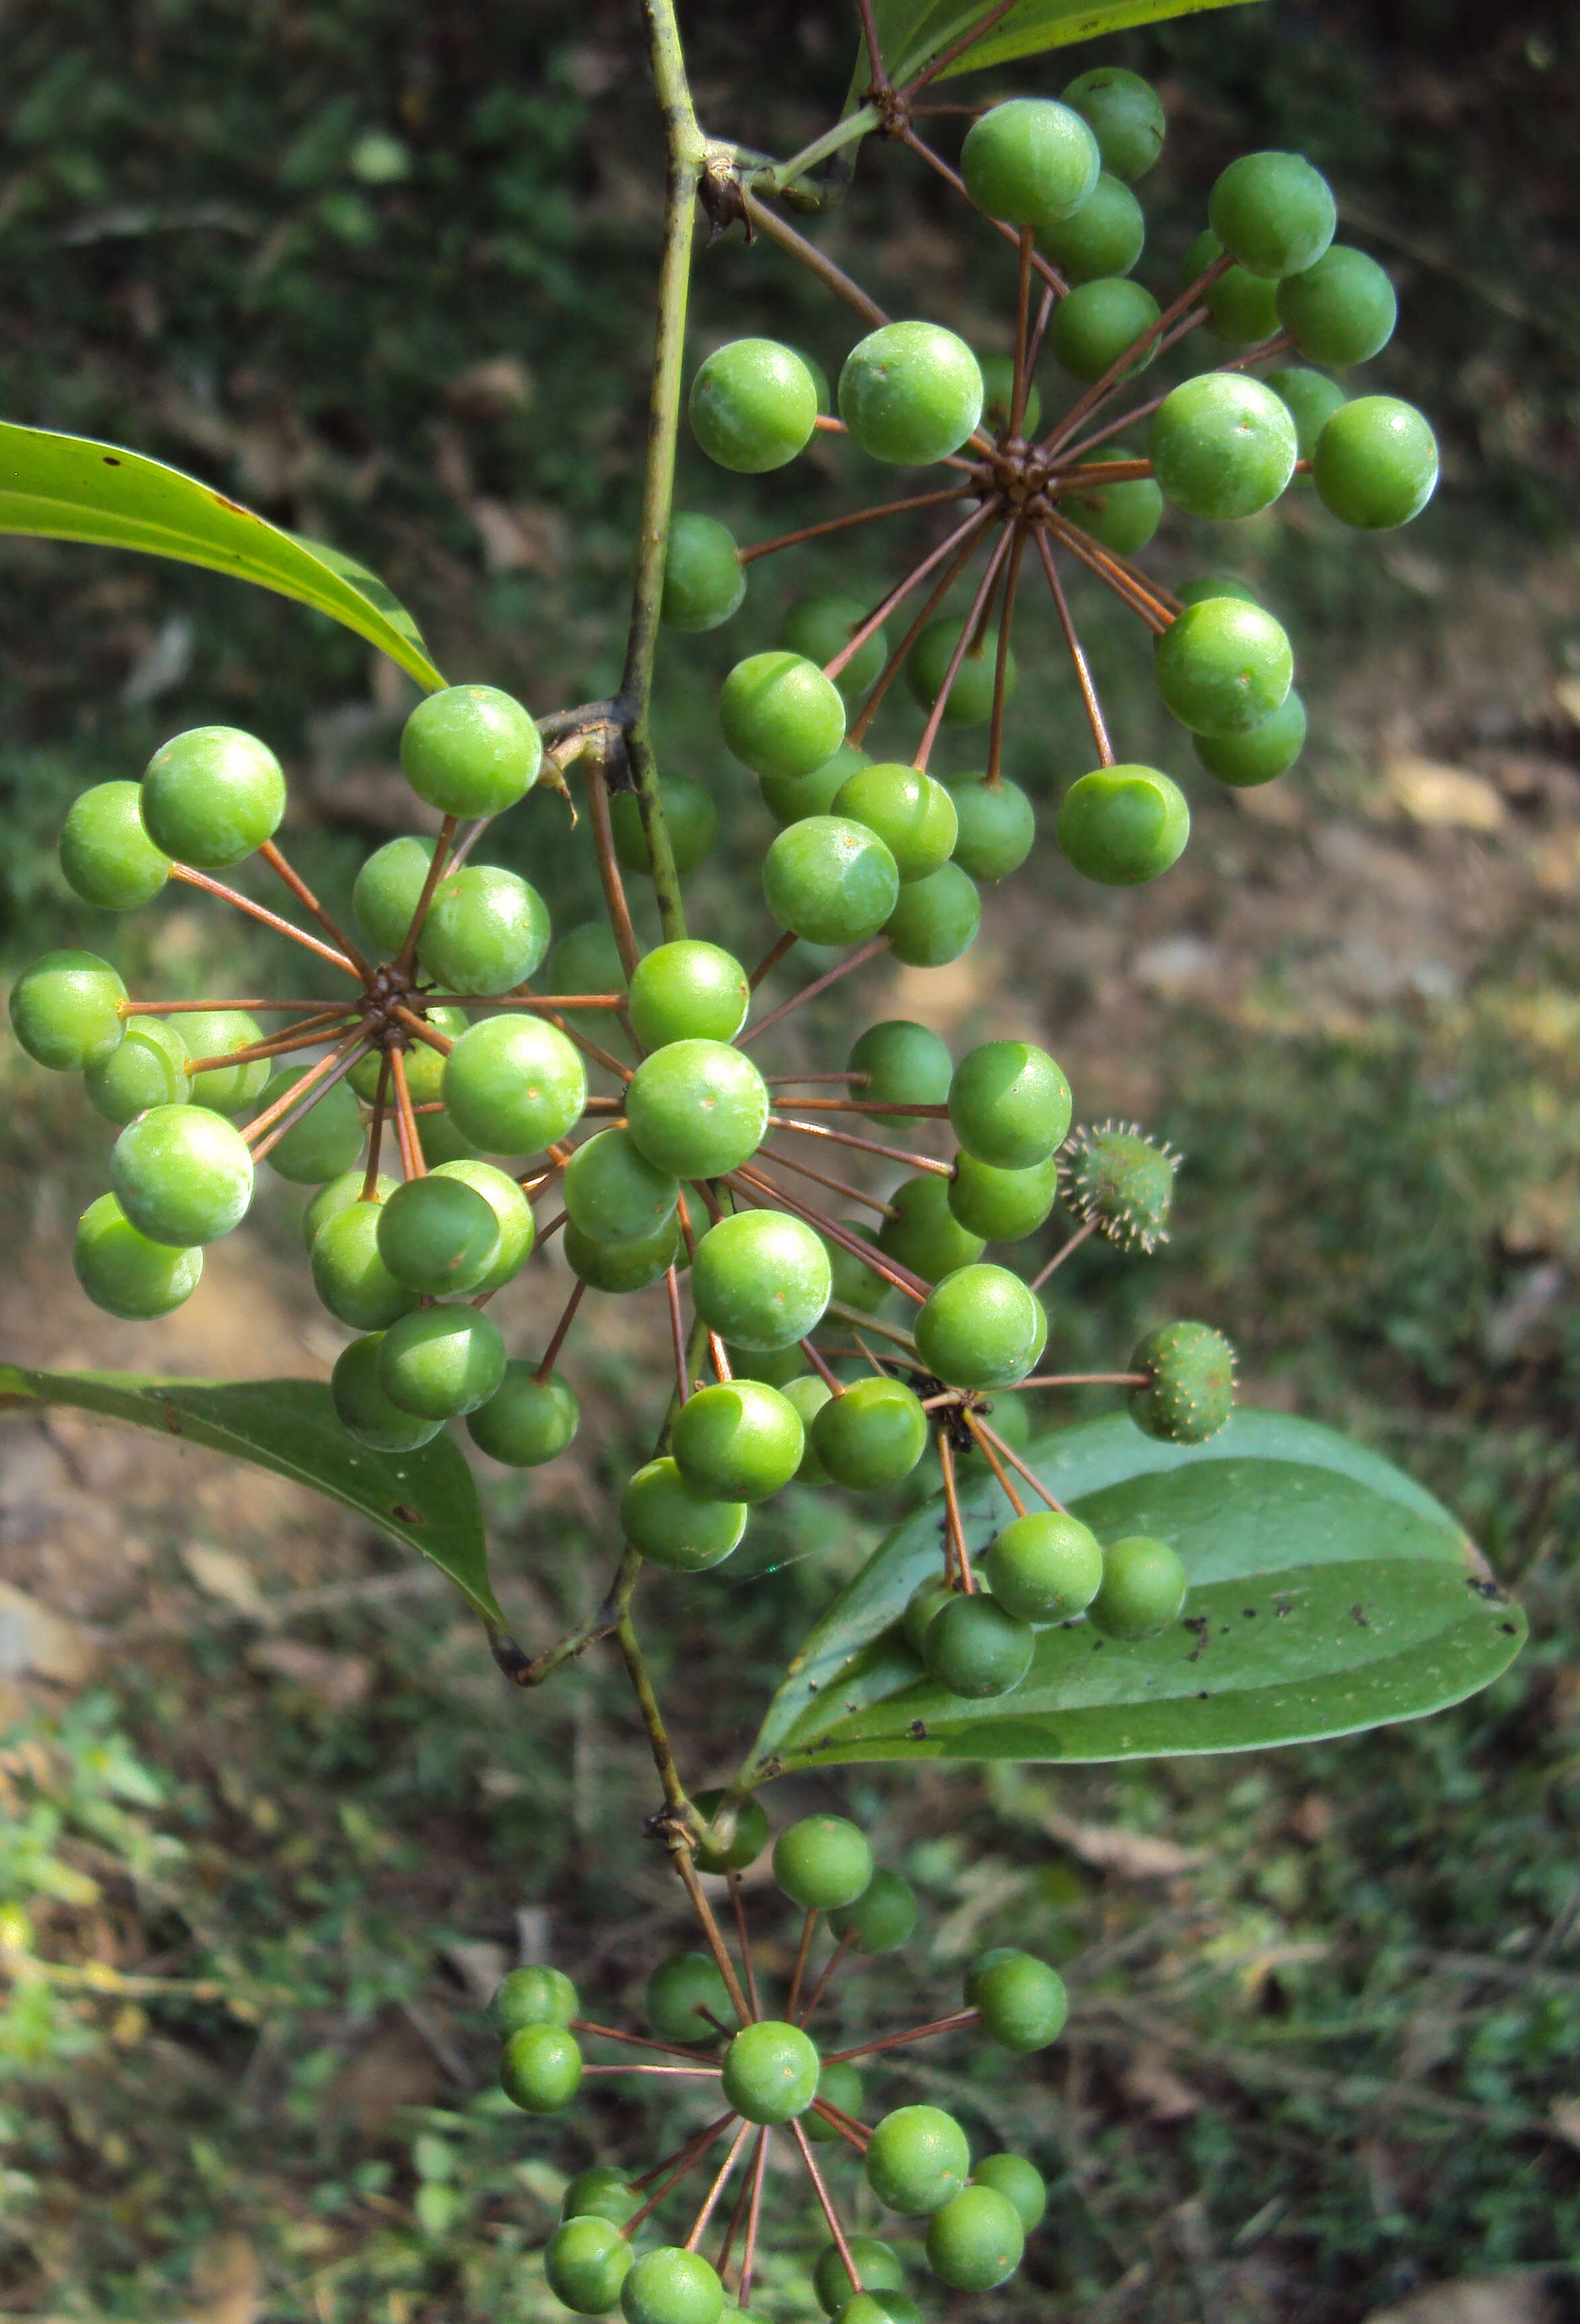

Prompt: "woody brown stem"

[986,522,1028,786]
[259,838,373,982]
[1030,1213,1098,1290]
[937,1427,976,1591]
[534,1280,586,1383]
[737,934,890,1049]
[825,503,993,686]
[961,1407,1028,1518]
[767,1113,952,1176]
[739,486,971,566]
[168,865,357,976]
[585,761,644,983]
[362,1061,389,1198]
[387,1046,425,1179]
[911,523,1014,773]
[1036,528,1115,765]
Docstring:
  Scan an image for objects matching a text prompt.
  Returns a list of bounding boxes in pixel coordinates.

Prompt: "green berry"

[906,617,1016,728]
[441,1015,585,1155]
[834,2297,923,2324]
[304,1168,397,1251]
[1089,1535,1188,1640]
[925,2185,1025,2292]
[1129,1318,1236,1443]
[721,653,847,781]
[828,1868,917,1953]
[376,1304,507,1419]
[432,1161,531,1293]
[824,1218,892,1314]
[621,2248,723,2324]
[418,865,551,995]
[564,1127,678,1246]
[1313,395,1439,530]
[1038,170,1145,282]
[1181,228,1281,345]
[913,1264,1047,1390]
[180,1009,269,1116]
[661,512,746,631]
[883,862,981,968]
[923,1592,1034,1698]
[352,835,437,953]
[1177,572,1259,609]
[329,1333,443,1451]
[690,1789,770,1876]
[629,942,748,1049]
[849,1019,952,1121]
[832,763,957,884]
[838,322,984,467]
[762,816,899,948]
[960,98,1099,230]
[259,1066,364,1184]
[773,1814,873,1911]
[782,1374,834,1477]
[1056,766,1189,886]
[110,1105,253,1245]
[672,1380,805,1503]
[971,2153,1047,2234]
[902,1577,956,1657]
[564,1215,680,1293]
[949,1153,1058,1243]
[546,919,629,1006]
[311,1200,420,1330]
[1062,445,1163,554]
[376,1172,500,1294]
[760,741,869,829]
[780,594,888,701]
[1150,373,1297,519]
[983,1512,1103,1623]
[610,775,718,877]
[1154,599,1292,739]
[400,684,541,816]
[84,1017,188,1126]
[865,2105,970,2216]
[495,1964,579,2035]
[501,2024,581,2112]
[814,2240,902,2316]
[139,727,285,867]
[950,1041,1071,1170]
[467,1364,578,1466]
[1266,366,1347,461]
[1209,150,1336,279]
[1049,277,1160,383]
[59,780,170,910]
[721,2020,820,2124]
[646,1951,736,2043]
[626,1041,768,1180]
[1061,67,1166,182]
[805,2059,867,2147]
[878,1172,984,1284]
[1066,1121,1177,1249]
[72,1193,201,1320]
[812,1376,927,1489]
[977,353,1041,442]
[973,1951,1068,2050]
[348,1009,467,1106]
[562,2167,640,2229]
[9,950,127,1072]
[690,339,818,474]
[546,2217,634,2317]
[1276,244,1396,367]
[620,1457,746,1573]
[1195,688,1306,786]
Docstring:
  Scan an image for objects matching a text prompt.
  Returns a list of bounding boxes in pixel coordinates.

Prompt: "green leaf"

[0,421,445,692]
[736,1411,1526,1784]
[857,0,1261,95]
[0,1365,502,1629]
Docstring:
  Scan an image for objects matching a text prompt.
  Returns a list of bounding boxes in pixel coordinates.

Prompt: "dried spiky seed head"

[1129,1320,1237,1444]
[1065,1121,1178,1250]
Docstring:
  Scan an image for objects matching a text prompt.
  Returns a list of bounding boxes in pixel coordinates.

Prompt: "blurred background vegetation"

[1,1,1580,2318]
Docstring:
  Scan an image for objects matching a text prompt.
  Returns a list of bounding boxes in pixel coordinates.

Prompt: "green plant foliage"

[852,0,1261,96]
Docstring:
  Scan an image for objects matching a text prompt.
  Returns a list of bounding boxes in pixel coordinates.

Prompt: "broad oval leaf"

[0,1364,501,1629]
[735,1410,1525,1785]
[0,421,445,692]
[855,0,1261,98]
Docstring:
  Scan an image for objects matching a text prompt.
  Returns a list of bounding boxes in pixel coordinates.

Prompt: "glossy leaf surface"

[860,0,1261,90]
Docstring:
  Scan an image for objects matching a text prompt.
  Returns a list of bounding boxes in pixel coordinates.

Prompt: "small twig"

[937,1428,975,1591]
[768,1113,952,1176]
[786,1908,819,2020]
[797,1927,856,2027]
[1030,1215,1098,1291]
[666,1265,690,1402]
[961,1407,1027,1518]
[789,2119,865,2296]
[739,187,888,331]
[738,2127,771,2308]
[259,838,373,981]
[824,503,993,686]
[240,1031,365,1151]
[847,511,997,746]
[686,2120,756,2253]
[168,865,357,975]
[727,1871,761,2021]
[739,486,971,566]
[584,760,643,983]
[975,1419,1068,1516]
[986,523,1028,785]
[1036,529,1114,764]
[754,1144,893,1216]
[671,1847,755,2027]
[387,1045,425,1180]
[748,930,798,992]
[362,1060,389,1198]
[1040,251,1233,457]
[534,1281,586,1382]
[912,523,1014,773]
[825,2007,981,2063]
[898,0,1019,95]
[737,935,890,1048]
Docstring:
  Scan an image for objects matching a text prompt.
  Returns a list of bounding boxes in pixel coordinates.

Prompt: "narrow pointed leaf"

[0,1365,500,1627]
[0,421,445,692]
[737,1411,1525,1784]
[851,0,1261,102]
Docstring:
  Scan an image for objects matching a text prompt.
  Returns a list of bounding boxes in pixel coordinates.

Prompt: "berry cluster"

[494,1811,1057,2323]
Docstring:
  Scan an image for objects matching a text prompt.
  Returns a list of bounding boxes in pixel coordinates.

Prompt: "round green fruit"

[824,1218,891,1314]
[1154,599,1292,739]
[348,1010,466,1107]
[977,353,1041,442]
[1062,443,1163,554]
[805,2059,867,2147]
[948,1153,1059,1243]
[813,2240,902,2317]
[400,684,541,816]
[110,1105,253,1246]
[73,1194,201,1320]
[59,780,170,910]
[783,1374,834,1477]
[905,616,1016,728]
[834,2296,923,2324]
[1089,1534,1188,1640]
[689,338,819,474]
[352,835,436,953]
[1181,227,1281,345]
[1129,1318,1235,1444]
[442,1014,585,1155]
[1038,170,1145,282]
[848,1019,952,1121]
[1149,373,1297,519]
[84,1017,188,1126]
[1049,276,1160,383]
[690,1790,770,1876]
[983,1512,1103,1623]
[828,1868,917,1953]
[1177,572,1259,608]
[376,1304,507,1419]
[672,1380,804,1503]
[955,1386,1030,1474]
[923,1592,1034,1698]
[646,1951,736,2044]
[721,2020,820,2125]
[180,1009,269,1116]
[9,950,127,1072]
[1061,66,1166,182]
[258,1068,364,1184]
[902,1576,956,1658]
[626,1041,768,1180]
[720,653,847,781]
[1056,765,1189,886]
[619,1457,746,1574]
[760,742,868,829]
[1209,149,1336,279]
[1266,366,1347,461]
[878,1171,983,1284]
[780,594,888,701]
[311,1200,420,1330]
[564,1128,678,1246]
[832,763,957,884]
[1067,1122,1176,1248]
[418,865,551,995]
[972,2152,1048,2234]
[1195,687,1306,786]
[1312,395,1438,530]
[772,1813,873,1911]
[139,726,285,868]
[546,2216,633,2317]
[405,1161,527,1282]
[500,2025,581,2112]
[621,2249,723,2324]
[838,322,984,467]
[330,1334,443,1451]
[913,1264,1047,1390]
[883,862,980,967]
[562,2168,640,2230]
[467,1364,578,1466]
[762,816,899,948]
[945,771,1036,882]
[661,512,746,631]
[376,1171,500,1295]
[629,942,748,1049]
[865,2105,970,2216]
[305,1169,395,1251]
[494,1964,578,2036]
[949,1040,1071,1170]
[811,1376,927,1489]
[564,1215,680,1293]
[1276,243,1396,368]
[611,775,718,878]
[973,1950,1068,2050]
[960,97,1099,230]
[925,2186,1026,2292]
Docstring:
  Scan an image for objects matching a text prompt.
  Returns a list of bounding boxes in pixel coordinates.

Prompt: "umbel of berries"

[494,1812,1060,2320]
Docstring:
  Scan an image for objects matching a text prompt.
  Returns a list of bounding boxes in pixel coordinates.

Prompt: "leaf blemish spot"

[392,1502,422,1524]
[102,454,122,466]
